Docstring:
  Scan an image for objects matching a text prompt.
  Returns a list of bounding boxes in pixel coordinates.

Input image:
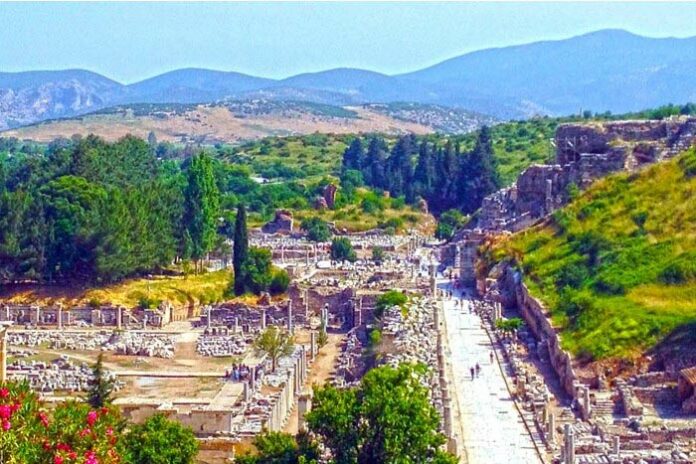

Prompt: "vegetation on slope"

[492,149,696,361]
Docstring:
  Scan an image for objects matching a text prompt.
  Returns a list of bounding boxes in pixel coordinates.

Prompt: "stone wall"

[500,266,580,400]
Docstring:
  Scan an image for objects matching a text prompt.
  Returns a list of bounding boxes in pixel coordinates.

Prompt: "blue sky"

[2,2,696,83]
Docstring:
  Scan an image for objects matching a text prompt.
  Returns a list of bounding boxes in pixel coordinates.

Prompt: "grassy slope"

[494,150,696,360]
[0,270,232,308]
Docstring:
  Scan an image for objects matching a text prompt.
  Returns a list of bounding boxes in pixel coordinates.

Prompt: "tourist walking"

[470,366,475,380]
[475,363,481,377]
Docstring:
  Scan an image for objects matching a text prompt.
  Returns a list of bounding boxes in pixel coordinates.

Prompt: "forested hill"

[488,149,696,363]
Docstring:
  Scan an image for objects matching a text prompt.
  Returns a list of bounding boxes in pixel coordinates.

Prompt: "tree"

[461,126,499,213]
[435,209,467,240]
[87,353,115,408]
[341,138,364,173]
[330,238,356,263]
[183,153,220,271]
[241,247,274,295]
[255,326,295,372]
[371,246,385,264]
[306,364,458,464]
[233,204,249,295]
[300,217,331,242]
[236,431,319,464]
[124,413,198,464]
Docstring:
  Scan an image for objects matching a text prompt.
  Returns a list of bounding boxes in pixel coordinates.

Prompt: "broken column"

[582,386,591,420]
[261,308,267,329]
[57,306,63,329]
[297,394,312,432]
[206,306,212,331]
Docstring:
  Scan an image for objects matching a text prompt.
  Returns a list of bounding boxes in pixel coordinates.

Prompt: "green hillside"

[492,149,696,360]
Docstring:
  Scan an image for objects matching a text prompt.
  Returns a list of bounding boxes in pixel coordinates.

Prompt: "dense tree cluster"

[0,135,224,283]
[342,127,500,214]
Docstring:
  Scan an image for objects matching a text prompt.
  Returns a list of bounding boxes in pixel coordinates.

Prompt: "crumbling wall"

[478,117,696,232]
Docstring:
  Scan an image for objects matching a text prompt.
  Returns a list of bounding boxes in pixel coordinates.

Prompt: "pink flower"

[84,450,99,464]
[2,419,10,431]
[0,388,9,398]
[39,411,50,427]
[0,405,11,420]
[79,427,92,437]
[54,456,64,464]
[86,410,98,426]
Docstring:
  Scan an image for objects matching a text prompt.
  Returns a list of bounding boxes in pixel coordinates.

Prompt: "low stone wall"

[502,267,579,399]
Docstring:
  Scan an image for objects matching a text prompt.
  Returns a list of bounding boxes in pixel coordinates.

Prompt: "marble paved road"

[440,281,541,464]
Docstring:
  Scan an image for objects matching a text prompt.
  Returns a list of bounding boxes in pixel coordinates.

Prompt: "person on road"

[470,366,475,380]
[490,351,494,364]
[475,363,481,377]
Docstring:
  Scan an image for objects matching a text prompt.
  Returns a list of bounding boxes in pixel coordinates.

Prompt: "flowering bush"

[0,381,124,464]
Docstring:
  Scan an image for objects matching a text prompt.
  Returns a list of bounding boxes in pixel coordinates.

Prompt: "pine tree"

[364,137,388,189]
[233,204,249,296]
[462,125,499,213]
[87,353,115,408]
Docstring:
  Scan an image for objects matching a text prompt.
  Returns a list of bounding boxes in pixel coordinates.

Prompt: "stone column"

[0,324,11,383]
[310,331,317,360]
[261,308,267,329]
[57,306,63,329]
[547,412,556,445]
[563,424,575,464]
[243,380,251,403]
[234,317,240,334]
[429,264,437,296]
[206,306,212,331]
[612,436,620,456]
[116,307,122,330]
[582,386,591,420]
[142,315,148,330]
[287,301,293,334]
[304,290,309,318]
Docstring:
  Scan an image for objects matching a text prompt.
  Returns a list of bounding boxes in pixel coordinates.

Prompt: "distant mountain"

[124,68,274,104]
[2,29,696,130]
[0,70,123,129]
[401,29,696,115]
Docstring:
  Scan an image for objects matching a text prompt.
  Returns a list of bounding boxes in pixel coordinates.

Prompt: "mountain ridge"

[2,29,696,129]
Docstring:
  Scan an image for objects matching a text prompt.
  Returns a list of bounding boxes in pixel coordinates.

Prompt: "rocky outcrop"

[261,209,294,234]
[478,117,696,232]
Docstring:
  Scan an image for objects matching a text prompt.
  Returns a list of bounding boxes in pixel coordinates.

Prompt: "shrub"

[678,149,696,177]
[330,238,356,263]
[300,217,332,242]
[555,261,590,290]
[124,413,198,464]
[659,254,696,284]
[269,269,290,295]
[375,290,408,318]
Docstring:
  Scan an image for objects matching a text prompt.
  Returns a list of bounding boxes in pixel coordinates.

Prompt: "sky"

[2,2,696,83]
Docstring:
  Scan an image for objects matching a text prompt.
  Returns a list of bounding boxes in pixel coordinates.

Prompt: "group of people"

[225,363,263,382]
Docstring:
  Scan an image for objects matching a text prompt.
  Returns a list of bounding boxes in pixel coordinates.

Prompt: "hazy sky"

[3,2,696,83]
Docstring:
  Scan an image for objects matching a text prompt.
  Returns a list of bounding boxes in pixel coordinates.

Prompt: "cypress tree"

[233,204,249,296]
[342,138,364,172]
[87,353,115,408]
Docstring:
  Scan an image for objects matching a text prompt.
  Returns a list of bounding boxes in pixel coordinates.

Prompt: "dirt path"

[283,332,344,434]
